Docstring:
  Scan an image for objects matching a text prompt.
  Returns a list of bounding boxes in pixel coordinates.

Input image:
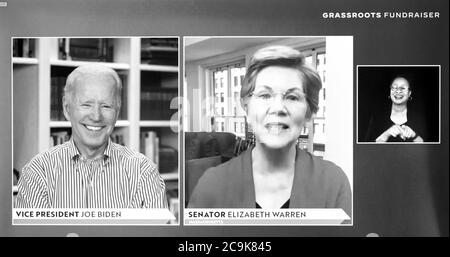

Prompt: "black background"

[0,0,448,237]
[358,66,440,142]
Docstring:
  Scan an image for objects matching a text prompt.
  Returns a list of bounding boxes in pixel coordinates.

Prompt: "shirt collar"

[69,137,114,161]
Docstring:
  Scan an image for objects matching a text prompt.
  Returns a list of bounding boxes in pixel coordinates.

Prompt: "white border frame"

[356,65,441,145]
[11,36,181,226]
[183,36,354,226]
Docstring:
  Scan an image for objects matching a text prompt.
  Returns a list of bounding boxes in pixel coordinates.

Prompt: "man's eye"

[102,105,112,109]
[81,103,91,107]
[257,93,272,99]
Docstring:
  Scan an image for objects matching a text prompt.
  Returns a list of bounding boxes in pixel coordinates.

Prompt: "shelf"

[139,120,178,127]
[141,46,178,52]
[50,120,130,128]
[12,57,38,65]
[115,120,130,127]
[161,172,178,181]
[140,64,178,73]
[50,59,130,70]
[50,121,71,128]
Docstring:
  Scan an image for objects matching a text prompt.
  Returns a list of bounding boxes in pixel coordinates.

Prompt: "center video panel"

[183,36,353,226]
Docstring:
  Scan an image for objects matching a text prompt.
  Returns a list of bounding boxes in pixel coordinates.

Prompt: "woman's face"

[390,77,411,105]
[246,66,309,149]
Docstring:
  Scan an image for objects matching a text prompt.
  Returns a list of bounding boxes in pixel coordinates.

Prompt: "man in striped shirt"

[15,64,168,208]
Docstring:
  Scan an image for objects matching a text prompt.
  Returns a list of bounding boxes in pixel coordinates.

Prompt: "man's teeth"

[85,125,102,131]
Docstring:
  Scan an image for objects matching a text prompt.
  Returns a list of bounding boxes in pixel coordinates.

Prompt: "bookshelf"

[13,57,38,65]
[13,37,179,214]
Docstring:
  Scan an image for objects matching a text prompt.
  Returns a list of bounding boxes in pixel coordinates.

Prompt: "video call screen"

[0,0,448,253]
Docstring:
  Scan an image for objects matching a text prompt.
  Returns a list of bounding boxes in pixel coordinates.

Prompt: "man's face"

[63,74,120,155]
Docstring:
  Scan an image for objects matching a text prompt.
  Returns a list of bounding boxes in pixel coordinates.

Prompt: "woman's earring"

[409,96,413,101]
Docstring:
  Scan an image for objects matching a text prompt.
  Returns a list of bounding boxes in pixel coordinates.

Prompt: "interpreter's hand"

[386,124,404,138]
[399,125,417,140]
[376,124,403,142]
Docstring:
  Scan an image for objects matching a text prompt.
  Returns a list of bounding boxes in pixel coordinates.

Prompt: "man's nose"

[89,105,103,121]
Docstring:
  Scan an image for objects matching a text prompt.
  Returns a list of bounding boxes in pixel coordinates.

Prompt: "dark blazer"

[365,107,427,142]
[188,147,352,218]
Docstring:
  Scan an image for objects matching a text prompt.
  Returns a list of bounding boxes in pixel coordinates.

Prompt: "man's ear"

[62,95,71,121]
[115,100,121,120]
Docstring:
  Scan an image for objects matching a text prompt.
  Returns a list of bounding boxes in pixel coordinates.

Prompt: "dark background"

[0,0,448,237]
[358,66,440,142]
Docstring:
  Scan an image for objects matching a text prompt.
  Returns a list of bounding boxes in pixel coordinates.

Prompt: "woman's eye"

[286,95,300,101]
[102,105,112,109]
[81,103,91,107]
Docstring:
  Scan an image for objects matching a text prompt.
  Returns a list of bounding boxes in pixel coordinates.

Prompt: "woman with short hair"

[189,45,352,220]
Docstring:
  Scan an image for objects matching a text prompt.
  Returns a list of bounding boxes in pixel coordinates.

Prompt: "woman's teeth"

[265,124,288,133]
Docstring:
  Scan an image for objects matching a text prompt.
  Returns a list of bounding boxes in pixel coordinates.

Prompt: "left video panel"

[12,37,180,225]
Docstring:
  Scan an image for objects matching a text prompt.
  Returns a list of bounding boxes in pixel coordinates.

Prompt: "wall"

[324,36,353,187]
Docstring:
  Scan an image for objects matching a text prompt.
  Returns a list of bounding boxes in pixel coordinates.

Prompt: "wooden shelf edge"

[50,59,130,70]
[161,172,178,181]
[140,64,178,72]
[13,57,38,65]
[139,120,179,127]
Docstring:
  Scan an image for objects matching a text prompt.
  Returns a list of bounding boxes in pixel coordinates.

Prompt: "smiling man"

[15,64,168,208]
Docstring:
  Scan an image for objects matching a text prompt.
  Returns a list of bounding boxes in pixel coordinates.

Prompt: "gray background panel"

[1,0,448,236]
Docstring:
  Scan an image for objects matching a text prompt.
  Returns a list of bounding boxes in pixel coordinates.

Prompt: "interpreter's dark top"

[188,147,352,218]
[365,107,426,142]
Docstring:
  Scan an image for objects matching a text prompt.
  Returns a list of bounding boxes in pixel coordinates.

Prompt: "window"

[303,47,326,154]
[211,62,246,137]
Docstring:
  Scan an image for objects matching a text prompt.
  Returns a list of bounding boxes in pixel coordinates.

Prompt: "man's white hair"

[64,64,122,107]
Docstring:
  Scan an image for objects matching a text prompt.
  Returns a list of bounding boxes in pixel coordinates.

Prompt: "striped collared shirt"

[15,139,168,208]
